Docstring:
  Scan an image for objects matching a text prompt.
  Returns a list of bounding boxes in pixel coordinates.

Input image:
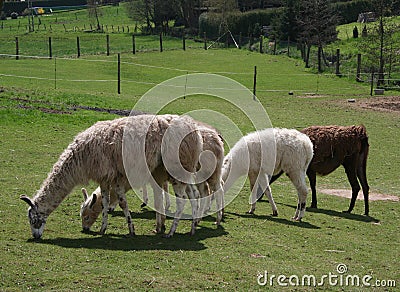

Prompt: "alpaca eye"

[84,216,90,221]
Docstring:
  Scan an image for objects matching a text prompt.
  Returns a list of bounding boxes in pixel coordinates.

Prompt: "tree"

[88,0,102,31]
[126,0,178,33]
[297,0,338,70]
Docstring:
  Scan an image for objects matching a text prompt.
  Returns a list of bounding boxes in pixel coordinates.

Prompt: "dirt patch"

[341,95,400,113]
[319,189,399,202]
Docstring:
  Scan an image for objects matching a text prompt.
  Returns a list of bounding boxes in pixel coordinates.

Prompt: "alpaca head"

[80,188,102,232]
[20,195,47,239]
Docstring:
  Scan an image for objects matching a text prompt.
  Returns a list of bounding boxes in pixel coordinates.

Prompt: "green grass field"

[1,6,399,292]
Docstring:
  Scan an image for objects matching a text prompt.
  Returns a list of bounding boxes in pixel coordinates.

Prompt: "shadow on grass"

[32,225,228,251]
[280,203,380,223]
[224,211,320,229]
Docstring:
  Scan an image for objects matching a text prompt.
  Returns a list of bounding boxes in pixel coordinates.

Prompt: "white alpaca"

[80,184,170,232]
[80,121,225,231]
[21,114,202,239]
[221,128,313,220]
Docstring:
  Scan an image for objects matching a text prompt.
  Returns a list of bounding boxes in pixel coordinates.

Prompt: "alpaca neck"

[34,148,85,216]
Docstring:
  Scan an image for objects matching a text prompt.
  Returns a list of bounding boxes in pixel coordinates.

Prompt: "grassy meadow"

[1,6,400,292]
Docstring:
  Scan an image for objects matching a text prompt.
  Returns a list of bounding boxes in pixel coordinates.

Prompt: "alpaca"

[271,125,370,215]
[20,114,202,239]
[80,121,225,231]
[222,128,313,220]
[191,122,225,224]
[80,183,170,232]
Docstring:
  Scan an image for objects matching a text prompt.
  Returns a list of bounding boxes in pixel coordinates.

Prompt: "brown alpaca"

[271,125,370,215]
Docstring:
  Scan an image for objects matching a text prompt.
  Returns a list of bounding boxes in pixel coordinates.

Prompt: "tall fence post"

[15,37,19,60]
[48,37,52,59]
[335,48,341,76]
[159,33,163,52]
[117,53,121,94]
[106,34,110,56]
[370,71,374,96]
[204,32,207,50]
[77,36,80,58]
[132,34,136,54]
[239,32,242,49]
[356,54,362,82]
[253,65,257,101]
[182,34,186,51]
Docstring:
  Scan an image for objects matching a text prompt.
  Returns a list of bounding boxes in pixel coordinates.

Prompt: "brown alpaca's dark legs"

[307,169,317,208]
[342,157,361,214]
[357,151,370,216]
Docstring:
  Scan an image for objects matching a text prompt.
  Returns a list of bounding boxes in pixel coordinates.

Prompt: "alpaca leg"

[357,152,370,216]
[248,174,257,214]
[99,187,110,235]
[213,182,224,225]
[196,182,210,221]
[165,183,190,238]
[115,185,135,237]
[153,183,166,234]
[307,169,318,208]
[343,158,361,214]
[141,185,148,208]
[289,171,308,221]
[162,182,170,211]
[187,184,201,235]
[259,173,278,216]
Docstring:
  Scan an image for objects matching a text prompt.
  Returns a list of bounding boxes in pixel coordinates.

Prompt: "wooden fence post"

[48,37,52,59]
[132,34,136,54]
[253,65,257,100]
[15,37,19,60]
[239,32,242,49]
[183,35,186,51]
[77,36,80,58]
[204,32,207,50]
[356,54,362,82]
[335,48,341,76]
[159,33,163,52]
[370,71,374,96]
[106,34,110,56]
[117,53,121,94]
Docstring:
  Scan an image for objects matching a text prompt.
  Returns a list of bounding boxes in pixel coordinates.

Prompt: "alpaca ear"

[20,195,37,210]
[89,193,97,208]
[81,188,89,201]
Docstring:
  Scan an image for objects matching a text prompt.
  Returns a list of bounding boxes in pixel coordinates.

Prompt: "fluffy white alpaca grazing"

[221,128,313,221]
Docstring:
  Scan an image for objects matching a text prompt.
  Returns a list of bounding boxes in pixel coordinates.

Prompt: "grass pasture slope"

[1,6,400,292]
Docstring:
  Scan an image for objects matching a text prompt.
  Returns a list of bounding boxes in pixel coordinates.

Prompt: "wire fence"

[0,51,378,98]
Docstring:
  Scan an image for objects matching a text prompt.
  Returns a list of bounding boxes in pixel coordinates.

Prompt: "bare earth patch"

[341,95,400,113]
[319,189,399,201]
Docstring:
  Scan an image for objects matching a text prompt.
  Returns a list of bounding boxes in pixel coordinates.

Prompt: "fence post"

[117,53,121,94]
[335,48,341,76]
[132,34,136,54]
[204,32,207,50]
[259,35,263,53]
[182,34,186,51]
[77,36,80,58]
[370,71,374,96]
[15,37,19,60]
[356,53,362,82]
[48,37,52,59]
[253,65,257,100]
[159,33,163,52]
[239,32,242,49]
[106,34,110,56]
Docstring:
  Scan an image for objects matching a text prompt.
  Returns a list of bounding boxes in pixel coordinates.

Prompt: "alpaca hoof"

[292,216,302,222]
[272,211,278,216]
[140,202,147,208]
[162,233,173,238]
[248,210,254,215]
[125,232,135,238]
[310,203,317,209]
[343,210,351,214]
